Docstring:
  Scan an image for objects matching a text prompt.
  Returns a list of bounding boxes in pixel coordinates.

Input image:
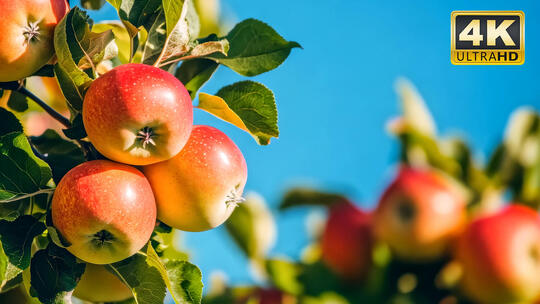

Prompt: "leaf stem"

[0,81,71,128]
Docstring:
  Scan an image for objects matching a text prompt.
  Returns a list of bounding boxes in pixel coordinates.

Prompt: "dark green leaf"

[62,113,87,139]
[198,81,278,145]
[6,91,28,113]
[31,129,85,183]
[30,244,86,304]
[81,0,106,10]
[106,0,161,30]
[0,108,23,137]
[0,132,52,218]
[31,65,55,77]
[0,215,46,270]
[175,59,218,99]
[207,19,301,76]
[279,188,346,211]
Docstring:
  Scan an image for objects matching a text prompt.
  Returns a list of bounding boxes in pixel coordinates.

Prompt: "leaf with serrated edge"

[207,19,301,76]
[198,81,278,145]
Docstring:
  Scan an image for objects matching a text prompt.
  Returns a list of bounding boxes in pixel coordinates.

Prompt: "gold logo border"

[450,10,525,65]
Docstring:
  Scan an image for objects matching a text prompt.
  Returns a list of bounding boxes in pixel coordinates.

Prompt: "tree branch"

[0,81,71,128]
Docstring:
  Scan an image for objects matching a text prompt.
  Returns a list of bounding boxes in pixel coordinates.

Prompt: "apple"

[143,125,247,232]
[373,167,466,261]
[51,160,156,264]
[25,76,68,111]
[23,110,70,136]
[73,263,132,302]
[0,0,69,82]
[456,205,540,304]
[82,63,193,165]
[321,201,373,280]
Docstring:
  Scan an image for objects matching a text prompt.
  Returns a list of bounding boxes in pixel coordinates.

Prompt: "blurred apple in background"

[456,205,540,304]
[321,201,373,280]
[373,167,467,261]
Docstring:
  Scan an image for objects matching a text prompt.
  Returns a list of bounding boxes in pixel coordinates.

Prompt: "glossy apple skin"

[51,160,156,264]
[73,263,132,302]
[373,167,466,261]
[143,125,247,232]
[456,205,540,304]
[0,0,69,82]
[321,201,373,280]
[83,63,193,165]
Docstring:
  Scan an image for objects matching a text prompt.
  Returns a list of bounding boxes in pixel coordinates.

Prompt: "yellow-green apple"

[373,167,466,261]
[26,76,68,111]
[83,63,193,165]
[0,0,69,82]
[51,160,156,264]
[321,200,373,280]
[143,125,247,232]
[456,205,540,304]
[73,263,132,302]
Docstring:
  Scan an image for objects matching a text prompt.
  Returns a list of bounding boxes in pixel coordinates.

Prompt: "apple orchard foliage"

[0,0,299,303]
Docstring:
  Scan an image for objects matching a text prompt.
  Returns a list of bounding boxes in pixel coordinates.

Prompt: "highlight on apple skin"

[143,125,248,232]
[82,63,193,166]
[51,160,157,264]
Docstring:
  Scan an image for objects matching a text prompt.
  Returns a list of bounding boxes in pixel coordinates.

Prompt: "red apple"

[73,263,132,302]
[321,201,373,280]
[143,125,247,232]
[51,160,156,264]
[0,0,69,82]
[456,205,540,303]
[373,167,466,261]
[83,63,193,165]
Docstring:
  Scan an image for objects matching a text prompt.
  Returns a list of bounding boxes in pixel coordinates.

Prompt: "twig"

[0,81,71,128]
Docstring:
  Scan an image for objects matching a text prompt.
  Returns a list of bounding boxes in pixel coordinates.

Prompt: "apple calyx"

[136,126,157,149]
[23,21,41,44]
[225,186,246,208]
[396,198,416,223]
[92,229,115,247]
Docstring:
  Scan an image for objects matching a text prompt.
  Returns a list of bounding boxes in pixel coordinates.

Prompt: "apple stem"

[0,81,71,128]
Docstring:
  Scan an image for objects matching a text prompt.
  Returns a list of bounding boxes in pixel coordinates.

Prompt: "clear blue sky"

[88,0,540,287]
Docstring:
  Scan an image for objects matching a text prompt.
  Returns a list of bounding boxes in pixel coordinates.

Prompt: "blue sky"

[89,0,540,287]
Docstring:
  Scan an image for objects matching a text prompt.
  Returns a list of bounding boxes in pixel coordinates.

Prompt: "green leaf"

[225,193,276,259]
[198,81,278,145]
[279,188,346,211]
[54,7,96,112]
[151,227,189,262]
[206,19,301,76]
[30,130,85,183]
[0,132,52,219]
[0,244,6,284]
[81,0,106,10]
[61,114,87,140]
[31,65,55,77]
[30,244,86,304]
[175,59,218,99]
[162,0,185,37]
[6,90,29,113]
[106,0,161,29]
[266,259,303,295]
[93,21,133,64]
[0,108,23,137]
[142,0,200,66]
[0,216,46,270]
[108,245,203,304]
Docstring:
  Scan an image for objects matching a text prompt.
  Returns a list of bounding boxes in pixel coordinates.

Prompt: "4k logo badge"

[451,11,525,65]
